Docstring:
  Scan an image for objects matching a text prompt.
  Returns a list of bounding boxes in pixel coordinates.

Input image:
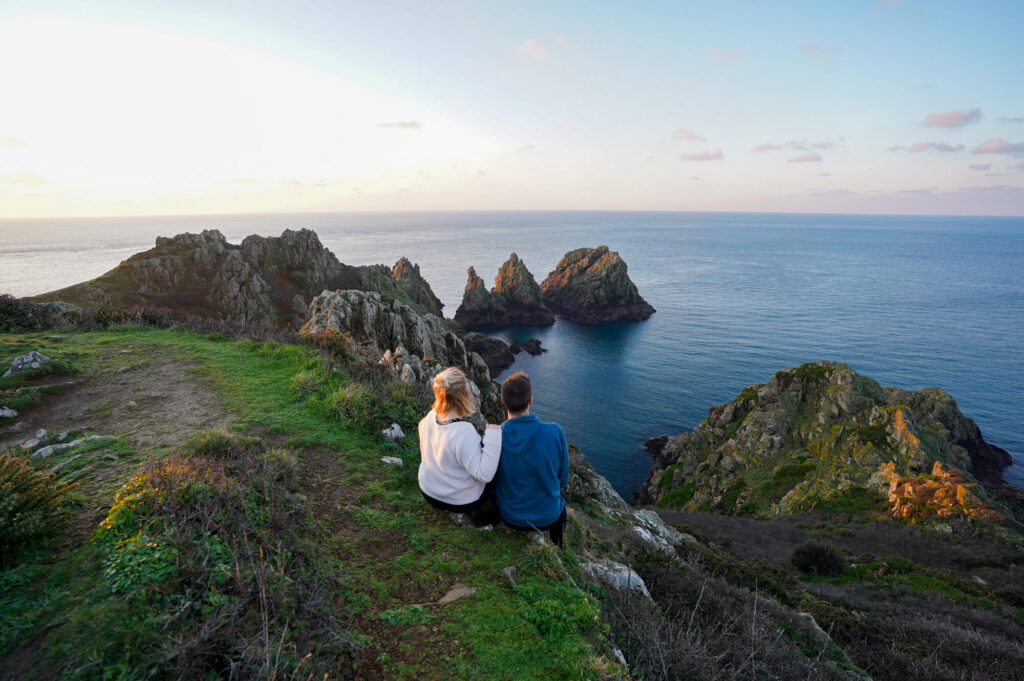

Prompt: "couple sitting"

[417,367,569,547]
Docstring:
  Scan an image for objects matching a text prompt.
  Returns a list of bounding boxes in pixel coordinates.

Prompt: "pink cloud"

[1014,162,1024,170]
[888,142,963,153]
[515,39,550,60]
[680,148,723,161]
[672,128,706,141]
[789,152,822,163]
[969,164,992,171]
[753,142,779,152]
[818,172,831,177]
[923,108,981,128]
[972,137,1024,155]
[800,40,841,59]
[710,48,749,61]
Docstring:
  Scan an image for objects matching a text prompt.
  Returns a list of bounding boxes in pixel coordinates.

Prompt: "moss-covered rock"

[539,246,654,324]
[638,361,1013,520]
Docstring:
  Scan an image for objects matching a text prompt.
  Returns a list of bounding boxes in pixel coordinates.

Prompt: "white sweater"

[418,410,501,505]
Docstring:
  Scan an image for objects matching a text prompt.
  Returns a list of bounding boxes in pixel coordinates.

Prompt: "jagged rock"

[33,229,443,328]
[461,332,515,378]
[302,290,501,421]
[880,461,1004,522]
[582,559,651,598]
[0,406,17,418]
[539,246,654,324]
[4,351,50,378]
[520,338,546,356]
[453,255,555,328]
[639,361,1013,520]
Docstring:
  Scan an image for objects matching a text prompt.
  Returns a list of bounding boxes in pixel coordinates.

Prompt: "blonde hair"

[432,367,475,418]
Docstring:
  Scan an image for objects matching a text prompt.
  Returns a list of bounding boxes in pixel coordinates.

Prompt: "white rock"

[382,423,405,441]
[380,456,404,466]
[0,406,17,418]
[34,428,47,440]
[582,559,651,598]
[3,351,50,378]
[57,431,69,441]
[611,647,627,666]
[21,438,42,451]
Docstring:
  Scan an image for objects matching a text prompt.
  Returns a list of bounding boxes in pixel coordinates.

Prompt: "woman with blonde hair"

[418,367,501,513]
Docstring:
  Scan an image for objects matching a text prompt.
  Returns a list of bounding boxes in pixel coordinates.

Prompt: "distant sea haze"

[1,210,1022,495]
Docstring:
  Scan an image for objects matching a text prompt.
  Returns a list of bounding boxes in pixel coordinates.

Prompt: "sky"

[1,0,1023,217]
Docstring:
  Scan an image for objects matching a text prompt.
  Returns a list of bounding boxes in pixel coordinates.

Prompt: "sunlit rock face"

[302,289,501,421]
[453,254,555,328]
[33,229,443,329]
[539,246,654,324]
[638,361,1011,519]
[879,461,1005,523]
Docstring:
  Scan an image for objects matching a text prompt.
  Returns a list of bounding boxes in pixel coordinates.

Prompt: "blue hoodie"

[495,414,569,527]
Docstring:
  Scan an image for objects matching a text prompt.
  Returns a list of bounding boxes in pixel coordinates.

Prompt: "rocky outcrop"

[453,255,555,328]
[461,332,515,378]
[879,461,1005,523]
[301,290,501,421]
[539,246,654,324]
[3,351,50,378]
[34,229,443,329]
[638,361,1012,520]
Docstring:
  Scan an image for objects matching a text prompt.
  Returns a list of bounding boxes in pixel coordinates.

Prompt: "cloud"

[1014,162,1024,171]
[923,108,981,128]
[710,48,749,61]
[972,137,1024,155]
[998,117,1024,123]
[0,136,25,149]
[969,164,992,171]
[1,172,45,184]
[672,128,706,141]
[800,40,841,59]
[515,38,550,60]
[888,142,964,153]
[818,172,831,177]
[680,148,723,161]
[788,152,822,163]
[377,121,420,130]
[519,144,536,152]
[754,139,835,152]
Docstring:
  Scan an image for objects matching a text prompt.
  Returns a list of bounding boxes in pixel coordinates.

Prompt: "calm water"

[2,211,1022,496]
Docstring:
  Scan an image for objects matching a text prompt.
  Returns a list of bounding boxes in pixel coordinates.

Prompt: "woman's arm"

[454,425,502,483]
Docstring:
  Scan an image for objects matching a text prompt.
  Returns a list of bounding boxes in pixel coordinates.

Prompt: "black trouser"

[505,506,567,548]
[420,489,487,513]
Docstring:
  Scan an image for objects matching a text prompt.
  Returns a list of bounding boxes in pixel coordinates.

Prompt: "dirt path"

[0,342,230,453]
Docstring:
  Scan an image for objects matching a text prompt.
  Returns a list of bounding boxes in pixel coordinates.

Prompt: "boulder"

[582,559,651,598]
[520,338,547,356]
[3,351,50,378]
[461,332,515,378]
[540,246,654,324]
[0,406,17,418]
[453,255,555,328]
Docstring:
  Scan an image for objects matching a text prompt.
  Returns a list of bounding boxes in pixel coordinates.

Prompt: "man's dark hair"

[501,371,532,414]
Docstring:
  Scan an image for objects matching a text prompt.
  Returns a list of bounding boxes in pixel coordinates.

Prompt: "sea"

[1,211,1022,497]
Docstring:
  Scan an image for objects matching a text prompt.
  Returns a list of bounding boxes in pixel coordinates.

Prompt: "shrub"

[288,369,324,395]
[0,453,76,562]
[178,429,262,459]
[791,541,846,577]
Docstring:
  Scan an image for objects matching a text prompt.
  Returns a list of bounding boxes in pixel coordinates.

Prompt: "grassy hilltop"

[2,306,1024,680]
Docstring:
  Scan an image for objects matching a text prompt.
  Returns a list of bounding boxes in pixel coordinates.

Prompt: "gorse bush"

[0,453,76,563]
[791,541,846,577]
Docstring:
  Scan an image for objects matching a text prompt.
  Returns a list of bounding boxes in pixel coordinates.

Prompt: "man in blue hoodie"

[494,371,569,547]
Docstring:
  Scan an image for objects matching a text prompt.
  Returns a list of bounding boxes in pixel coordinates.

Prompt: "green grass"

[0,329,624,680]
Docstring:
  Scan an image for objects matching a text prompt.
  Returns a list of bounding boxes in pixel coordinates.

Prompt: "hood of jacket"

[501,414,542,455]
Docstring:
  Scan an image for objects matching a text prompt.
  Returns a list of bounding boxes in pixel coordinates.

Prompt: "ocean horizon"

[2,209,1022,496]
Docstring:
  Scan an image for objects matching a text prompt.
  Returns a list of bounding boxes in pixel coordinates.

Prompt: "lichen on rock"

[539,246,654,324]
[638,361,1012,521]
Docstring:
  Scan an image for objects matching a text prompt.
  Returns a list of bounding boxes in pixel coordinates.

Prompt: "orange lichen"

[890,409,921,449]
[878,461,1004,523]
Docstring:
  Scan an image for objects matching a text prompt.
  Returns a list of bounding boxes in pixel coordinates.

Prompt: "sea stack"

[539,246,654,324]
[453,254,555,328]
